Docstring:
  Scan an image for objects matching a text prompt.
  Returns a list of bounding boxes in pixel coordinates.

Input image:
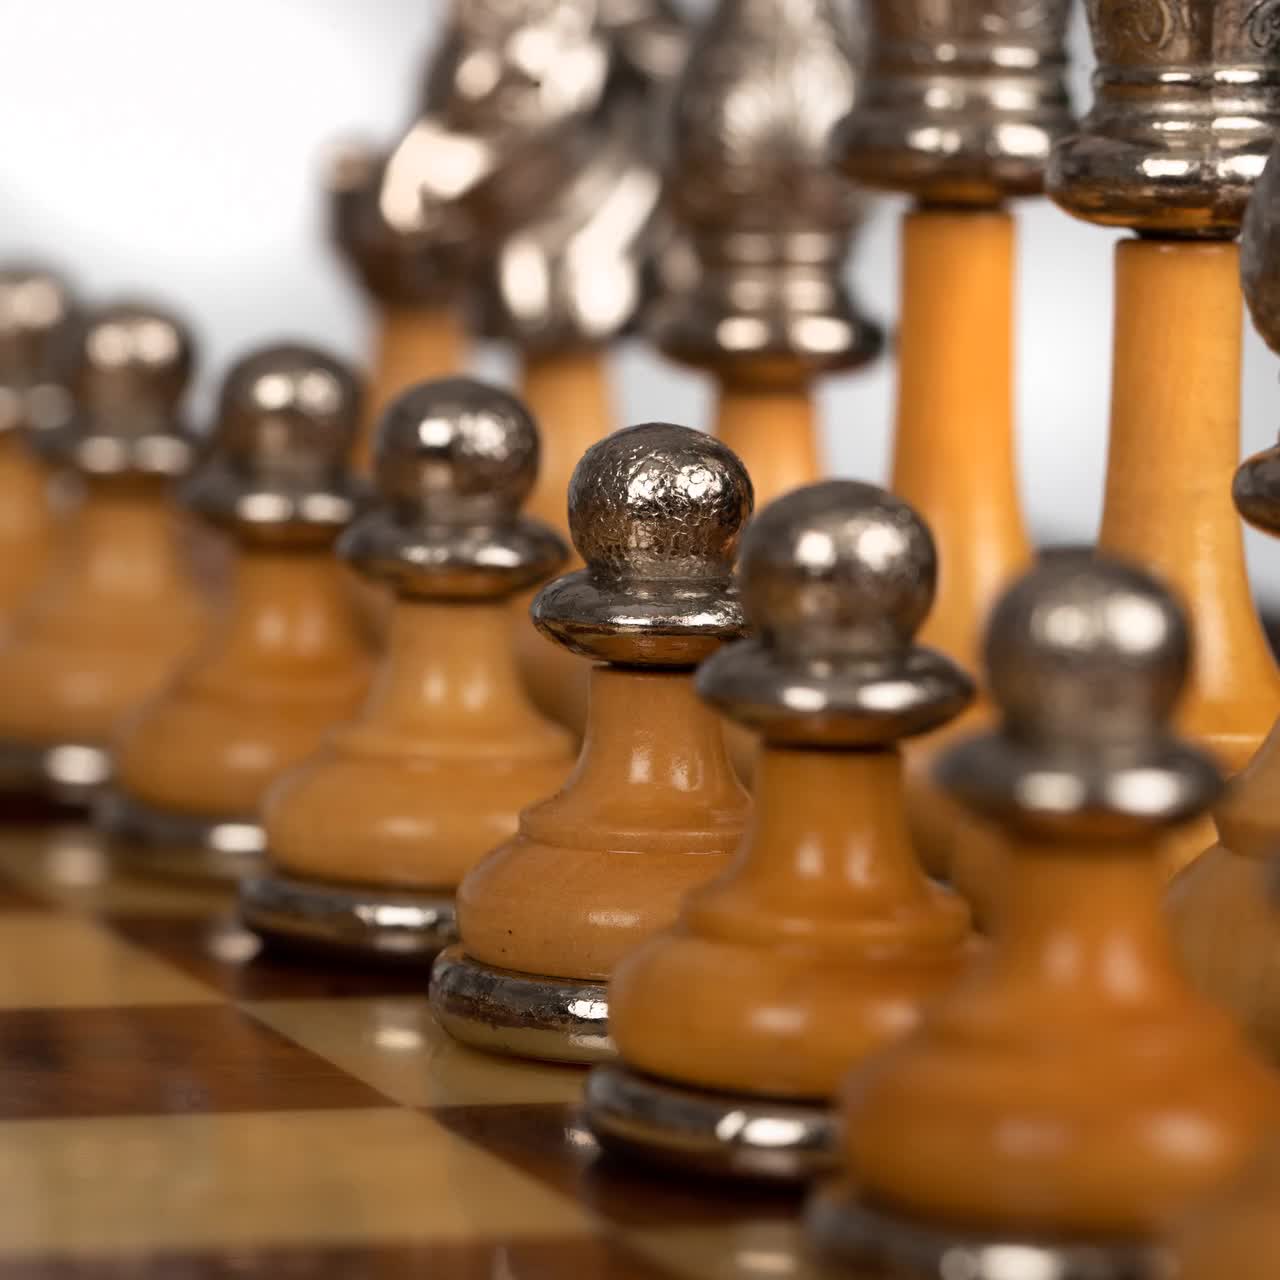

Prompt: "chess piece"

[242,378,575,958]
[649,0,881,511]
[1173,1148,1280,1280]
[0,265,78,620]
[328,142,468,474]
[809,554,1278,1279]
[1166,142,1280,1063]
[431,423,753,1064]
[1047,0,1280,874]
[586,481,975,1181]
[842,0,1073,882]
[0,302,207,805]
[102,344,372,881]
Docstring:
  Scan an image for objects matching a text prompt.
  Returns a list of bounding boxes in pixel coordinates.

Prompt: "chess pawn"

[586,481,975,1181]
[1047,0,1280,874]
[328,142,468,475]
[0,303,207,804]
[842,0,1073,883]
[104,344,372,881]
[432,423,753,1064]
[809,555,1278,1279]
[1173,1148,1280,1280]
[649,0,881,510]
[242,379,575,958]
[0,266,78,619]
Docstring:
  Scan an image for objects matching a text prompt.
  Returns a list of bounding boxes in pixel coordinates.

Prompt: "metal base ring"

[805,1184,1169,1280]
[584,1064,837,1183]
[0,738,111,808]
[240,870,457,961]
[429,945,614,1065]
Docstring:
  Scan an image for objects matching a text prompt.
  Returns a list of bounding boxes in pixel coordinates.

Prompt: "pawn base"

[806,1184,1168,1280]
[0,738,111,808]
[98,790,266,883]
[584,1064,837,1183]
[429,945,614,1065]
[240,870,457,961]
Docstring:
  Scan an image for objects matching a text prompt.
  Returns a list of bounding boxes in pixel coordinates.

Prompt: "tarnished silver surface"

[698,481,974,745]
[649,0,882,383]
[326,141,468,308]
[240,871,457,960]
[937,553,1223,838]
[180,343,362,548]
[1234,439,1280,535]
[807,1185,1168,1280]
[1049,0,1280,236]
[32,302,196,478]
[0,738,110,807]
[1243,134,1280,351]
[429,944,615,1065]
[97,789,266,884]
[340,377,567,598]
[532,423,752,666]
[0,265,78,437]
[584,1065,839,1183]
[842,0,1073,205]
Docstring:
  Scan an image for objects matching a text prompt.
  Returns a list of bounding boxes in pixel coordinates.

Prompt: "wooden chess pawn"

[0,302,207,805]
[648,0,881,511]
[0,265,78,621]
[842,0,1073,882]
[431,423,753,1064]
[586,481,975,1182]
[241,378,575,958]
[102,344,372,881]
[809,555,1278,1280]
[1047,0,1280,876]
[1173,1148,1280,1280]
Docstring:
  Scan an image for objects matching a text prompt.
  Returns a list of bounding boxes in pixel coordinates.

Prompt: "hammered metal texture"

[1049,0,1280,235]
[649,0,882,382]
[339,377,568,599]
[841,0,1074,204]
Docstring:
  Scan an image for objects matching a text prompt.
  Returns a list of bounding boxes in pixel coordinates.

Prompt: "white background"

[0,0,1277,601]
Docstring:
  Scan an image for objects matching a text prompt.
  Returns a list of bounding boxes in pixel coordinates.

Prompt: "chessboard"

[0,820,818,1279]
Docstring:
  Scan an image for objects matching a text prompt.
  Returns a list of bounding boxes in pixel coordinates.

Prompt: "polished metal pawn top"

[532,422,754,666]
[340,377,568,598]
[0,266,78,421]
[181,344,363,545]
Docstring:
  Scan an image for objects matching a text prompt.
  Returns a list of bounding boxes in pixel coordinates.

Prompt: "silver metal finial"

[697,480,974,746]
[1233,440,1280,536]
[532,422,753,666]
[938,553,1223,837]
[33,301,196,478]
[181,343,362,546]
[649,0,882,383]
[1243,134,1280,351]
[0,265,78,438]
[339,377,568,598]
[841,0,1074,204]
[1048,0,1280,236]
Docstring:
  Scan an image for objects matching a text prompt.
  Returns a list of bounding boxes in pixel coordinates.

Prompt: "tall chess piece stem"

[1048,0,1280,875]
[841,0,1074,886]
[649,0,881,509]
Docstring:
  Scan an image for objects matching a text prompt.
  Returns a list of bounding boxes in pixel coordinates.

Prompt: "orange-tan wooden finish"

[264,600,575,890]
[0,435,62,621]
[713,384,823,511]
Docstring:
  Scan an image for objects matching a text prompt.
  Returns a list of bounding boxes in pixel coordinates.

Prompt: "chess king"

[242,379,575,959]
[586,481,975,1181]
[840,0,1073,890]
[649,0,881,510]
[0,302,207,805]
[809,554,1277,1280]
[1047,0,1280,874]
[431,423,752,1064]
[103,344,371,880]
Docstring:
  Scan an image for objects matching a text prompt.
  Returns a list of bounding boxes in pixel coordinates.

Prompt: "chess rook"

[243,378,574,958]
[432,423,752,1064]
[1047,0,1280,874]
[0,302,207,804]
[842,0,1073,886]
[104,343,371,880]
[587,481,974,1181]
[650,0,880,510]
[810,555,1276,1279]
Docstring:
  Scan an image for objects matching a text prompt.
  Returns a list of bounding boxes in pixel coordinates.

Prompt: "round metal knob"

[0,264,78,437]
